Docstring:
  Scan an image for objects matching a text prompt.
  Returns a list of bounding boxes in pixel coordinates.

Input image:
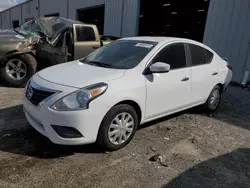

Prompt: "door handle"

[212,72,218,76]
[181,77,189,82]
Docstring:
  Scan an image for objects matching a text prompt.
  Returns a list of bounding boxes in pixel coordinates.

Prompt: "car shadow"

[0,105,105,159]
[138,104,215,131]
[0,83,24,88]
[163,148,250,188]
[140,86,250,132]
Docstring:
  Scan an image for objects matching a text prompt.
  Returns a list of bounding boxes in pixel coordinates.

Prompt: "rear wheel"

[203,85,222,112]
[0,54,37,87]
[97,104,138,151]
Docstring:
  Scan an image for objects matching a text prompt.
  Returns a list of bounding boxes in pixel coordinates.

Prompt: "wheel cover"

[108,112,135,145]
[5,59,27,80]
[210,89,220,109]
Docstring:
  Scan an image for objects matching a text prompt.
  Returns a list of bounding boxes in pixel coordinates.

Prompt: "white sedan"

[23,37,232,151]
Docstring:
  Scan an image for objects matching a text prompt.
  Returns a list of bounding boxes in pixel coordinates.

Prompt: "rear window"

[76,25,96,41]
[189,44,214,66]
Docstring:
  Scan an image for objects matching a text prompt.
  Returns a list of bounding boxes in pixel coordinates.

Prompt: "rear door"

[187,43,218,104]
[73,24,101,60]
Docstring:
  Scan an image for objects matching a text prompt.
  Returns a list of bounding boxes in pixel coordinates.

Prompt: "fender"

[0,50,36,67]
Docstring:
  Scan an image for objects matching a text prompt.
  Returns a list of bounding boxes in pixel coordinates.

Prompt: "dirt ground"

[0,85,250,188]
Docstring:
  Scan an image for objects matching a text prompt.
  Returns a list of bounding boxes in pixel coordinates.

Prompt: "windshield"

[80,40,157,69]
[15,20,41,37]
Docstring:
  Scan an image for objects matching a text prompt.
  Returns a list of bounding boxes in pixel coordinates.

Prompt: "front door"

[73,24,101,60]
[37,32,68,66]
[145,43,192,120]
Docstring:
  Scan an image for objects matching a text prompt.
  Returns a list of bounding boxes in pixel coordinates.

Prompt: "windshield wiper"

[85,60,113,68]
[13,28,26,37]
[13,28,20,35]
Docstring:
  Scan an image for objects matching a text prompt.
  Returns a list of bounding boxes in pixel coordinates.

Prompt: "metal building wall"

[68,0,139,37]
[204,0,250,83]
[10,6,22,27]
[68,0,105,20]
[21,0,39,23]
[1,10,11,29]
[40,0,67,17]
[121,0,140,37]
[0,0,140,37]
[103,0,140,37]
[69,0,124,35]
[103,0,123,37]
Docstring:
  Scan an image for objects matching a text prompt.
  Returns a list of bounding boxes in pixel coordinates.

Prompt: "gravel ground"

[0,85,250,188]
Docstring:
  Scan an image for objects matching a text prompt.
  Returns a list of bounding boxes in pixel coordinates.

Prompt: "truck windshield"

[15,20,41,37]
[80,40,157,69]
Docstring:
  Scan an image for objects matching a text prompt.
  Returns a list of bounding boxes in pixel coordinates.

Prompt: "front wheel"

[203,85,222,112]
[97,104,138,151]
[0,54,37,87]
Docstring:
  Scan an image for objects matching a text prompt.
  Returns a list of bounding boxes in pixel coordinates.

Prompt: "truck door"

[73,24,101,60]
[37,32,68,66]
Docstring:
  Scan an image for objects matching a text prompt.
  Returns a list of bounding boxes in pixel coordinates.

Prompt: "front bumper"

[23,75,109,145]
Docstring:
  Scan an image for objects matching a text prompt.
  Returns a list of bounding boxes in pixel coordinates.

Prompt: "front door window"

[152,43,187,69]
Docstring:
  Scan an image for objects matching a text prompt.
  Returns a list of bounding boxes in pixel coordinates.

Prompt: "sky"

[0,0,24,11]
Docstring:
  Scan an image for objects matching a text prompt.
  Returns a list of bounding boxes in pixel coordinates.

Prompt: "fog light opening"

[51,125,83,138]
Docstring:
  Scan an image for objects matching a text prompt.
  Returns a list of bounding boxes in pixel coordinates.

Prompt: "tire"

[0,54,37,87]
[97,104,139,151]
[203,85,222,112]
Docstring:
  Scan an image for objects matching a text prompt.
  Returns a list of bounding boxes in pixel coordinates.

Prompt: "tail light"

[223,57,232,70]
[227,64,232,70]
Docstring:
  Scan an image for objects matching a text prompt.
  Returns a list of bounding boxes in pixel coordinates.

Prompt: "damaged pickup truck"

[0,17,117,87]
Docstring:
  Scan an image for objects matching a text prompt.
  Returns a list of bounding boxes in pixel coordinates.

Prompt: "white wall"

[1,10,11,29]
[21,0,39,23]
[40,0,67,17]
[10,6,22,27]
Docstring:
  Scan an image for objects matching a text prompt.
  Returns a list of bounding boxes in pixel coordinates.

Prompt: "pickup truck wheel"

[0,54,37,87]
[97,104,138,151]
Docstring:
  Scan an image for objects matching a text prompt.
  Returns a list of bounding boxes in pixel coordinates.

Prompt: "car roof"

[120,36,174,42]
[120,36,204,45]
[122,36,199,42]
[120,36,215,54]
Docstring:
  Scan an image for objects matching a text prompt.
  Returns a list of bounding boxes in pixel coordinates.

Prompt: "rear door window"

[205,49,214,63]
[189,44,214,66]
[153,43,187,69]
[75,25,96,41]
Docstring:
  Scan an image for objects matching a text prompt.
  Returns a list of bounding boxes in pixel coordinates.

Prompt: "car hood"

[37,60,126,88]
[0,29,26,42]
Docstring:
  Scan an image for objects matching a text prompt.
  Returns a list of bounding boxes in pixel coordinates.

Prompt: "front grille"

[26,82,55,106]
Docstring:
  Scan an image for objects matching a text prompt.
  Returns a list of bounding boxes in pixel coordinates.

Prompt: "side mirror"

[149,62,170,73]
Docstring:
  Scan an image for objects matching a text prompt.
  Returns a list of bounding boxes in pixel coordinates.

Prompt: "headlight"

[51,83,108,111]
